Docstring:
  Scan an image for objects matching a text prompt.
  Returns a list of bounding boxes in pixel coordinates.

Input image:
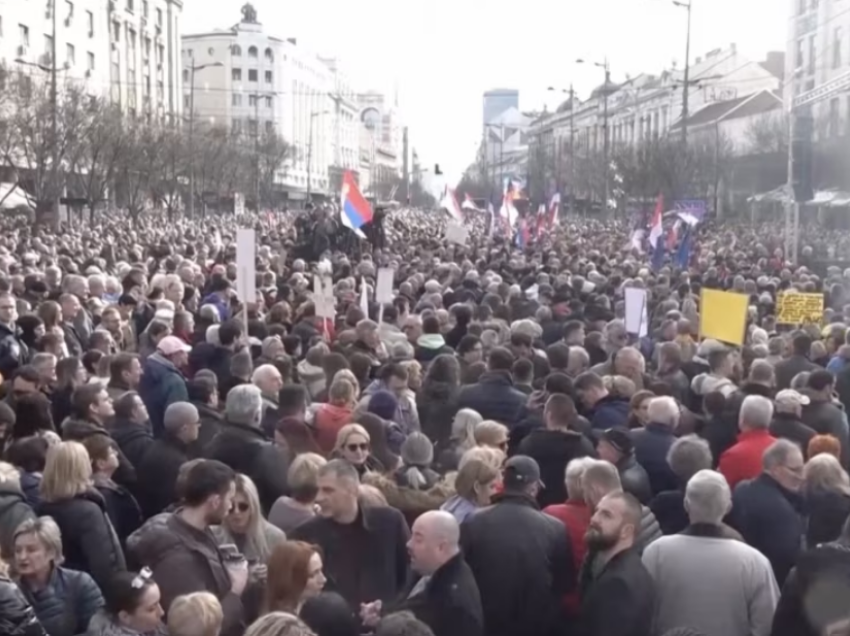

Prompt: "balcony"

[795,13,818,39]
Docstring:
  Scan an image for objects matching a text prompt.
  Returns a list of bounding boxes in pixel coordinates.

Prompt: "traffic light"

[434,164,443,176]
[792,111,814,203]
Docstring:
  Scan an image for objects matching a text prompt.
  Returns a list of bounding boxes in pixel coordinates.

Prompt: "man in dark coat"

[574,372,630,430]
[138,336,190,438]
[578,491,655,636]
[775,333,819,390]
[386,511,483,636]
[0,292,29,379]
[597,428,653,505]
[292,460,410,608]
[455,347,527,429]
[136,402,200,517]
[731,439,806,587]
[205,385,288,514]
[802,371,850,467]
[461,456,572,636]
[110,391,155,473]
[631,397,679,497]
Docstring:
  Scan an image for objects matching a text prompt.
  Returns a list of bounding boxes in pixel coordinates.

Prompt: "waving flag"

[340,171,372,236]
[648,193,664,249]
[462,193,479,211]
[440,187,463,222]
[547,192,561,229]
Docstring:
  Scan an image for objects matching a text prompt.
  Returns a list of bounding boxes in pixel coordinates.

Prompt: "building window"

[232,93,242,106]
[249,119,258,135]
[265,120,274,133]
[248,46,258,58]
[796,39,804,68]
[232,45,242,56]
[44,34,53,57]
[182,68,189,82]
[248,94,257,107]
[834,27,843,69]
[248,69,257,82]
[264,70,272,83]
[113,23,121,42]
[156,8,162,26]
[86,10,93,36]
[265,95,272,108]
[66,43,75,65]
[19,24,30,46]
[87,51,95,70]
[232,119,242,134]
[808,35,816,75]
[142,0,148,17]
[232,68,241,81]
[144,37,151,60]
[264,48,273,62]
[183,95,190,109]
[127,0,134,12]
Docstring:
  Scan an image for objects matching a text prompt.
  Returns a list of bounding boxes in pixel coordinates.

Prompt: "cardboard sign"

[235,228,256,303]
[777,292,824,325]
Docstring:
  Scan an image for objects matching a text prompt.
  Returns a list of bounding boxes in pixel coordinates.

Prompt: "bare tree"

[115,119,159,224]
[255,130,293,210]
[150,122,190,222]
[69,98,126,223]
[192,123,233,214]
[745,113,789,155]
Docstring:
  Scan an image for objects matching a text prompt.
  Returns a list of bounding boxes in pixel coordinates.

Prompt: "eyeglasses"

[131,567,153,589]
[347,443,369,452]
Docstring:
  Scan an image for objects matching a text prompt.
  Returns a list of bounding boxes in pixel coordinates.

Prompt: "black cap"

[503,455,544,490]
[601,428,634,455]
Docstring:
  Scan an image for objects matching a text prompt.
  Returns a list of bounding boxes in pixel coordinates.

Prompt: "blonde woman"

[0,553,46,634]
[14,516,103,636]
[37,441,125,589]
[804,453,850,547]
[269,454,326,534]
[245,612,316,636]
[458,446,506,471]
[434,408,482,473]
[441,458,501,523]
[333,424,382,477]
[212,474,286,565]
[167,592,223,636]
[473,420,509,453]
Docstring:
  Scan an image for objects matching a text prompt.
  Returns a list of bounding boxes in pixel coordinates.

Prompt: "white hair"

[738,395,774,430]
[763,439,803,471]
[647,396,680,428]
[251,364,280,386]
[684,470,731,524]
[206,325,221,345]
[564,456,597,501]
[225,385,263,427]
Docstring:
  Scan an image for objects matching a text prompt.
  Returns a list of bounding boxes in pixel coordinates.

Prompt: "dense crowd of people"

[0,205,848,636]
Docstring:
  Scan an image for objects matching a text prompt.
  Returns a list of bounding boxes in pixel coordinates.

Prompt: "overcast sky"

[183,0,788,187]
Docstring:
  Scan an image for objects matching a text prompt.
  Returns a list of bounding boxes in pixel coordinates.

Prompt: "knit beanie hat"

[401,432,433,467]
[368,390,398,421]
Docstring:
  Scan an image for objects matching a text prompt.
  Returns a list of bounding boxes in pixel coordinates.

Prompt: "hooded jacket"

[138,353,188,438]
[414,334,453,366]
[313,403,353,454]
[518,429,596,508]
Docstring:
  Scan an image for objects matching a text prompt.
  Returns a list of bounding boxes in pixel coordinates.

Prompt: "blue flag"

[675,225,692,269]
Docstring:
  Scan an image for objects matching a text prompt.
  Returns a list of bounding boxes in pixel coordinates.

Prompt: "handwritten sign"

[777,292,824,325]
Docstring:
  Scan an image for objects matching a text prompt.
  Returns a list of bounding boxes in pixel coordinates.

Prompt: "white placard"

[236,228,256,303]
[376,268,394,304]
[234,193,245,216]
[624,287,648,338]
[445,221,469,246]
[313,275,335,319]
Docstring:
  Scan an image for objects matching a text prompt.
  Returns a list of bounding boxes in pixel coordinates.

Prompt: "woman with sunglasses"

[212,474,286,566]
[332,424,384,477]
[87,569,167,636]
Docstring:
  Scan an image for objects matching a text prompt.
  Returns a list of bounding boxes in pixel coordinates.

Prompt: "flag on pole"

[547,192,561,229]
[440,187,463,222]
[461,193,479,211]
[648,193,664,249]
[340,171,371,239]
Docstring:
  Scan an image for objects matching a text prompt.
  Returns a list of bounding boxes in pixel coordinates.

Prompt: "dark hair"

[81,350,104,376]
[574,371,604,392]
[0,401,16,427]
[792,332,812,356]
[83,434,115,465]
[13,365,40,384]
[218,319,242,347]
[301,592,360,636]
[378,362,408,383]
[544,393,579,428]
[422,315,440,335]
[546,343,570,370]
[282,335,302,356]
[109,353,139,384]
[488,347,515,372]
[423,354,459,386]
[187,375,217,403]
[510,332,533,349]
[181,459,236,507]
[544,372,574,398]
[113,391,142,419]
[71,384,106,419]
[12,393,54,438]
[5,435,49,472]
[456,335,480,356]
[103,570,157,617]
[563,321,584,340]
[809,370,835,392]
[279,385,308,417]
[55,357,82,389]
[511,358,534,383]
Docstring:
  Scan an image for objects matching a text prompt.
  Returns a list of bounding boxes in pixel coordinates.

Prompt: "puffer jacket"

[19,566,103,636]
[0,574,46,636]
[637,505,663,553]
[0,483,35,560]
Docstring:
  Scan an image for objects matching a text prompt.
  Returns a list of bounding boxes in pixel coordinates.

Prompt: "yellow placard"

[699,289,749,346]
[777,292,824,325]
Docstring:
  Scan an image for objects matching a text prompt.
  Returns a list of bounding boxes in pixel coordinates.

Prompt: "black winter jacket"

[455,371,527,429]
[0,575,46,636]
[518,429,596,508]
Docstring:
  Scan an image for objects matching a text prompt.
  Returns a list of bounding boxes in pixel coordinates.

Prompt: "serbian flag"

[648,193,664,249]
[536,204,546,239]
[340,171,372,236]
[516,216,529,249]
[440,187,463,222]
[462,193,479,211]
[547,192,561,229]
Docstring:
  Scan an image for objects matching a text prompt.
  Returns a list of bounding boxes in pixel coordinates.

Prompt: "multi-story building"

[0,0,112,97]
[483,88,519,125]
[108,0,183,118]
[785,0,850,138]
[356,90,401,191]
[183,7,347,199]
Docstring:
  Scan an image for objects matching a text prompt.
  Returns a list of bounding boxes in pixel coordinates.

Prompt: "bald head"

[415,510,460,546]
[163,402,199,436]
[409,510,460,575]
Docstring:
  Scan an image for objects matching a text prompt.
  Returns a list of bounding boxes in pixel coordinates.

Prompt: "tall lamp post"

[673,0,693,143]
[186,61,223,219]
[548,85,576,216]
[577,58,611,213]
[306,109,329,199]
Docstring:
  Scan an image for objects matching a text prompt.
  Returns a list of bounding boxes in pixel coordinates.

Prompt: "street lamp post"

[548,85,576,216]
[186,61,223,219]
[674,0,693,143]
[306,110,329,199]
[577,58,611,214]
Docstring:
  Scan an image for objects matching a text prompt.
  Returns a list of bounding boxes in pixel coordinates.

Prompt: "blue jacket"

[201,293,229,321]
[138,353,188,438]
[731,473,804,587]
[19,567,103,636]
[456,371,527,429]
[632,423,678,496]
[587,395,630,430]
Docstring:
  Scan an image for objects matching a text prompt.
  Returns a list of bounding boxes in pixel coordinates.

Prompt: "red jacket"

[718,429,777,489]
[543,500,591,617]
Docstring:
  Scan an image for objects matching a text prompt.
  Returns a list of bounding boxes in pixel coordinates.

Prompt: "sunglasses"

[347,443,369,452]
[230,502,250,513]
